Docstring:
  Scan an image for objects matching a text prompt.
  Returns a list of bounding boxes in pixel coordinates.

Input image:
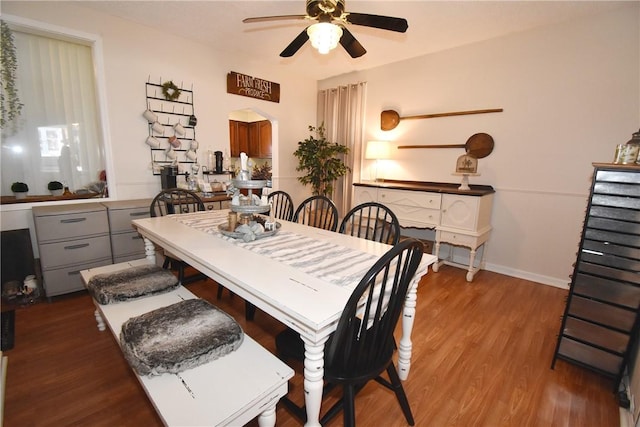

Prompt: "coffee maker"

[215,151,223,173]
[160,165,178,189]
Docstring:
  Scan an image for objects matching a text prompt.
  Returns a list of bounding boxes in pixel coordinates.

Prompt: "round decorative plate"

[230,204,271,215]
[231,179,267,189]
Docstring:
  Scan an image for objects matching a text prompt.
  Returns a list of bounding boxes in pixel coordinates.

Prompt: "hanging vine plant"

[0,20,24,130]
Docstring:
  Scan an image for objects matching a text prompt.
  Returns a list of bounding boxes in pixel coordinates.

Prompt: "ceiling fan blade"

[344,13,408,33]
[280,29,310,57]
[340,27,366,58]
[243,15,307,24]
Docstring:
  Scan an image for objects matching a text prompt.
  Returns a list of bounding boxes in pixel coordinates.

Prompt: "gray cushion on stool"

[120,298,244,376]
[87,264,179,305]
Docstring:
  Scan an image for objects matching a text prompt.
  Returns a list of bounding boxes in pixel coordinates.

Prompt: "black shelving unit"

[552,163,640,390]
[145,80,198,176]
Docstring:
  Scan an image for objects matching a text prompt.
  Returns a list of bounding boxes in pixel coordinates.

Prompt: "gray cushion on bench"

[87,265,179,305]
[120,298,244,376]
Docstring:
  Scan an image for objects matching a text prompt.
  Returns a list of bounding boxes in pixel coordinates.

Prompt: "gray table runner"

[171,210,380,288]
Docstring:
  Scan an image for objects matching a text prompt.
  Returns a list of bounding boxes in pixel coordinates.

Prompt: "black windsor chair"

[149,188,207,285]
[279,238,424,426]
[267,190,294,221]
[339,201,401,245]
[293,195,339,231]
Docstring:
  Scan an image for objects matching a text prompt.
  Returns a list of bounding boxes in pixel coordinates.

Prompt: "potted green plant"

[293,124,350,197]
[11,181,28,199]
[47,180,64,196]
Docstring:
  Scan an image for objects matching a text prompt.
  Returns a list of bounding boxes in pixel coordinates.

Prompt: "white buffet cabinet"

[354,181,494,281]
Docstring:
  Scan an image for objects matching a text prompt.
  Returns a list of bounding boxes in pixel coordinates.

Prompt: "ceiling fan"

[242,0,408,58]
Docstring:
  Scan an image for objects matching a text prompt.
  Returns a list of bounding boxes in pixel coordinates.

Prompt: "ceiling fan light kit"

[243,0,408,58]
[307,22,343,54]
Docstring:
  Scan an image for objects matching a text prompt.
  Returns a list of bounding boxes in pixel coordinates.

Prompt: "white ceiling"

[78,1,628,81]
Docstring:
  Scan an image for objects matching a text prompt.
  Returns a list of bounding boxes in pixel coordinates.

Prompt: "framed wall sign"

[227,71,280,103]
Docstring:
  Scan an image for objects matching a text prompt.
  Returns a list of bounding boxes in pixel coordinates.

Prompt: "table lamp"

[365,140,390,181]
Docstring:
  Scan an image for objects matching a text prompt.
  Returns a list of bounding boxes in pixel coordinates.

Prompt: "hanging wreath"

[161,80,181,101]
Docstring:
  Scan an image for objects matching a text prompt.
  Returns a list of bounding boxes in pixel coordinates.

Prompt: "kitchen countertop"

[354,179,495,196]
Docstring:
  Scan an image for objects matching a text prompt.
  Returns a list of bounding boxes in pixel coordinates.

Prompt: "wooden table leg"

[143,237,156,263]
[301,337,328,427]
[398,279,418,380]
[257,404,276,427]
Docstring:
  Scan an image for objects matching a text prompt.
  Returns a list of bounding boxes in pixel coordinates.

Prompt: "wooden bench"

[81,260,293,427]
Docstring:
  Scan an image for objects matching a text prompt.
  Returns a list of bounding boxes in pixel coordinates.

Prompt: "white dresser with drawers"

[353,180,494,281]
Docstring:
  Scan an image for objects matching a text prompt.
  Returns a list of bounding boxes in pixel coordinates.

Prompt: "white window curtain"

[317,82,367,215]
[1,29,104,196]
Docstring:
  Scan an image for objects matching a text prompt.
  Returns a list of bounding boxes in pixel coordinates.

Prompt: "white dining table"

[132,209,436,427]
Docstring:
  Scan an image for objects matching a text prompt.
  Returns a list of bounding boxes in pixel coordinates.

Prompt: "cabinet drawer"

[108,208,150,233]
[43,257,112,297]
[589,205,640,223]
[568,296,636,332]
[110,231,145,258]
[582,239,640,261]
[40,235,111,269]
[204,201,230,211]
[557,337,622,376]
[586,216,640,236]
[595,169,640,185]
[563,316,629,354]
[35,210,109,242]
[584,228,640,249]
[378,189,441,208]
[437,230,477,247]
[353,187,378,205]
[577,261,640,286]
[573,273,640,309]
[592,194,640,210]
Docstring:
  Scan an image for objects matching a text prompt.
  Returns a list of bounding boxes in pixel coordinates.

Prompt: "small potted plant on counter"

[47,180,64,196]
[11,181,28,199]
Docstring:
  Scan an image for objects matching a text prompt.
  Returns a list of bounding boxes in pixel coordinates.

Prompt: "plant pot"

[13,192,27,199]
[50,189,64,196]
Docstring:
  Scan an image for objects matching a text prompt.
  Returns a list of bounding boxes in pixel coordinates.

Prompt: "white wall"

[319,4,639,287]
[0,1,317,241]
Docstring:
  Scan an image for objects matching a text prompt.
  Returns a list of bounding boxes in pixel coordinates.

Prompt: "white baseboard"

[483,262,570,289]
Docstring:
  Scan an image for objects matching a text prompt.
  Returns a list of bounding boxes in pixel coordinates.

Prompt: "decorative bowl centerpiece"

[223,156,278,241]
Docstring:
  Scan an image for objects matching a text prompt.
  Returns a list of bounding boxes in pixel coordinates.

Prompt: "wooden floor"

[2,265,620,426]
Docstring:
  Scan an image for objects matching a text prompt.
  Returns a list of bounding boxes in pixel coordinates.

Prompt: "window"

[1,16,110,199]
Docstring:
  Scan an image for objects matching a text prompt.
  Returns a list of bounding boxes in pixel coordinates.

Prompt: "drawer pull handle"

[68,270,81,276]
[129,212,148,217]
[60,217,86,224]
[132,235,142,240]
[64,243,90,250]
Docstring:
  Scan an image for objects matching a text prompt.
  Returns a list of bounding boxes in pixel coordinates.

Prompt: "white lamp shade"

[365,141,391,160]
[307,22,343,54]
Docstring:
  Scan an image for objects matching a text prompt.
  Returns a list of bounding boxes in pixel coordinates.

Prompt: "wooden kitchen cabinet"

[230,120,271,158]
[248,120,272,158]
[229,120,249,157]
